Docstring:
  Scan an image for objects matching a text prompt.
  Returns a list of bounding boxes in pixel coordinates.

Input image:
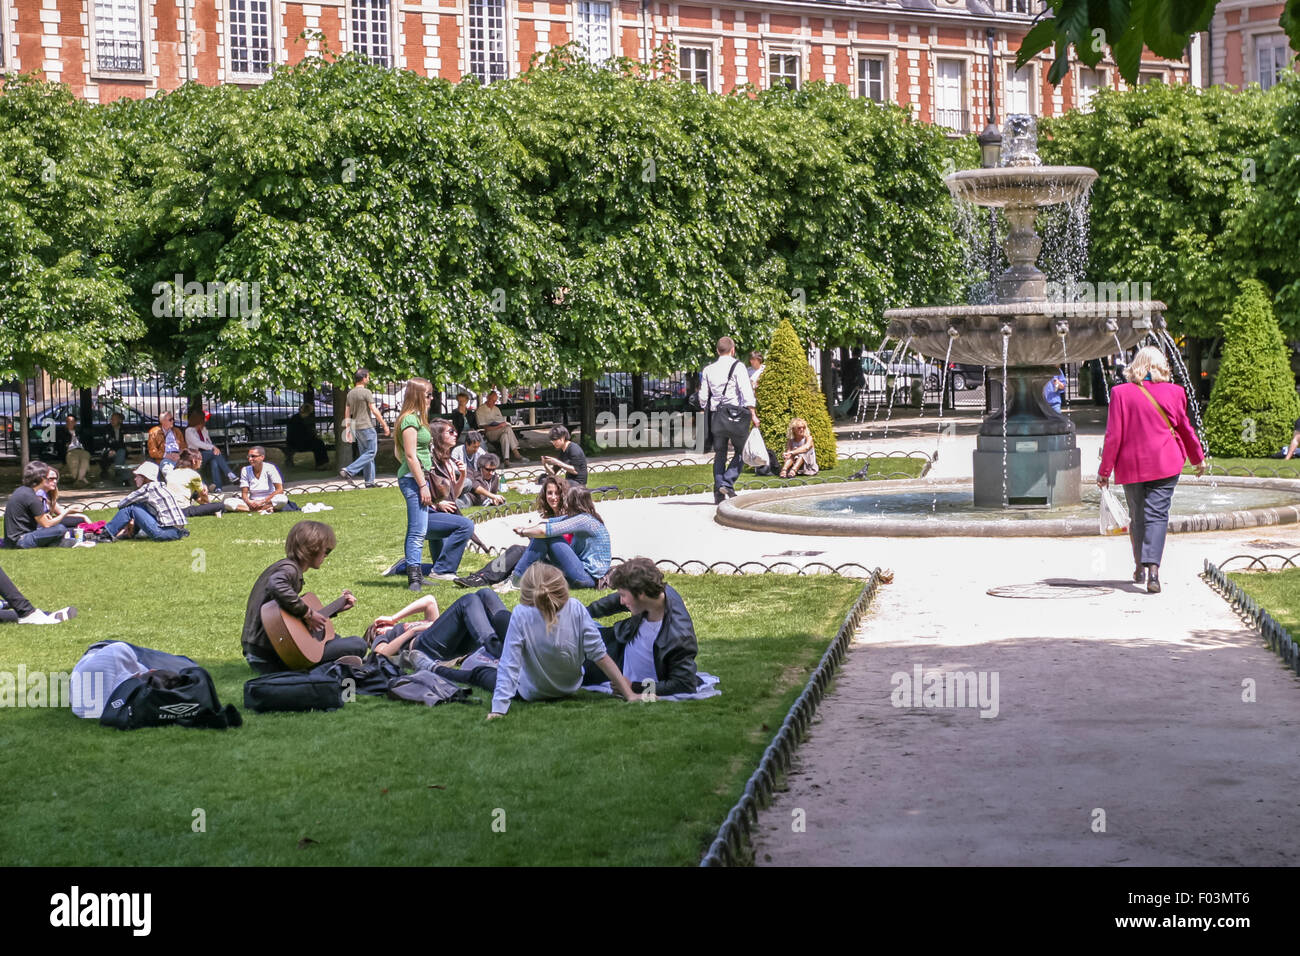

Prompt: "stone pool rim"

[715,476,1300,538]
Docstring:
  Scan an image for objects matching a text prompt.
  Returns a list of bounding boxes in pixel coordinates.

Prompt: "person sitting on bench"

[584,557,701,696]
[241,520,368,673]
[146,411,187,475]
[287,402,330,470]
[475,390,525,464]
[99,411,129,480]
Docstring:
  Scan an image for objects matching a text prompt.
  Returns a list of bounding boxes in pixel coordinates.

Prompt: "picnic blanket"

[583,672,721,702]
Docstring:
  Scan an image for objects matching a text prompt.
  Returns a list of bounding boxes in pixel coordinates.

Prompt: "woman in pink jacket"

[1098,346,1207,593]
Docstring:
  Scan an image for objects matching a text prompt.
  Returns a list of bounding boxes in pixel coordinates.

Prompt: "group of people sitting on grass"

[242,519,700,717]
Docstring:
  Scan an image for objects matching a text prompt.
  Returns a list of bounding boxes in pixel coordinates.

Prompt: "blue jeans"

[16,525,66,549]
[413,589,511,660]
[398,475,474,574]
[105,504,185,542]
[200,448,237,490]
[511,538,597,589]
[1123,474,1179,567]
[344,427,379,484]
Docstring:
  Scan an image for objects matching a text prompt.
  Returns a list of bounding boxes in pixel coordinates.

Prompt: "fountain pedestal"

[973,365,1080,508]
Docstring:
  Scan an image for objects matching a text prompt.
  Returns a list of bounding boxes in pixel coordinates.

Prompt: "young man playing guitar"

[241,521,369,673]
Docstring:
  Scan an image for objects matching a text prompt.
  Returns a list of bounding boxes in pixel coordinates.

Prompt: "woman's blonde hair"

[397,378,432,429]
[1124,346,1172,384]
[519,563,569,633]
[786,417,810,441]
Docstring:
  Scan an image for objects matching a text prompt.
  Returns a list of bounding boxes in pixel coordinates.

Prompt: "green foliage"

[1246,76,1300,334]
[1016,0,1297,85]
[0,76,141,385]
[1040,82,1282,338]
[754,319,837,464]
[1204,280,1300,457]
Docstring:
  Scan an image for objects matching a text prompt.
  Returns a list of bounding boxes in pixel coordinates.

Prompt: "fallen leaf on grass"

[298,837,318,849]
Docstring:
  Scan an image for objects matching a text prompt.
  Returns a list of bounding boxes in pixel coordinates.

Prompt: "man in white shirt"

[697,336,759,504]
[224,447,289,512]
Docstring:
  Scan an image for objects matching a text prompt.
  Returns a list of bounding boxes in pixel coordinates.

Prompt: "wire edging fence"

[1201,559,1299,675]
[699,569,883,867]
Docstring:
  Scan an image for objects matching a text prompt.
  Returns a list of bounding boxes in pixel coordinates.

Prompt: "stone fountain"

[883,115,1167,508]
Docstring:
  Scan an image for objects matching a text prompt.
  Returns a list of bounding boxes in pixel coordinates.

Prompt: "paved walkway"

[470,425,1300,866]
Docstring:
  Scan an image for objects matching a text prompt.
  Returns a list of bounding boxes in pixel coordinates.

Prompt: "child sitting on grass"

[779,418,818,478]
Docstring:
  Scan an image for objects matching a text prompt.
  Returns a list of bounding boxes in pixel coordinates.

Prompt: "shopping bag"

[741,428,768,468]
[1099,486,1129,536]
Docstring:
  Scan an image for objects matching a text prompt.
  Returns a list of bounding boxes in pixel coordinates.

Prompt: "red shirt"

[1099,382,1205,484]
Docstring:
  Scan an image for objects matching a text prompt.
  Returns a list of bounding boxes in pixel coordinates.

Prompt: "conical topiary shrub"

[754,319,838,465]
[1204,280,1300,458]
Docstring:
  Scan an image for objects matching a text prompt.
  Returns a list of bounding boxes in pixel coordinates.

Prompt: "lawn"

[0,488,865,866]
[1226,567,1300,634]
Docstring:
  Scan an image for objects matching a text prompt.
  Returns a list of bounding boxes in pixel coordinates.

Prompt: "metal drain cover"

[987,581,1114,599]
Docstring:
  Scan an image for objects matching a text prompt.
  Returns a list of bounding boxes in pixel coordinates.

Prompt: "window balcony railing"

[934,107,969,133]
[96,38,145,73]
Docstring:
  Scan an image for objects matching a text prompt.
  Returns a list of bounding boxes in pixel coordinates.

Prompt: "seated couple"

[499,480,608,593]
[3,462,88,549]
[369,558,701,718]
[451,432,505,507]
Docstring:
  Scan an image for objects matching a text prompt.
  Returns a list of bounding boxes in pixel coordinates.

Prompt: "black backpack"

[96,643,241,731]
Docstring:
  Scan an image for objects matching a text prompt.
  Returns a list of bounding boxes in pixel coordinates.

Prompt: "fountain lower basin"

[716,477,1300,538]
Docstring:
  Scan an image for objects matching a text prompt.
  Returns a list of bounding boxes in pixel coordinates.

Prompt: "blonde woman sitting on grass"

[779,418,818,478]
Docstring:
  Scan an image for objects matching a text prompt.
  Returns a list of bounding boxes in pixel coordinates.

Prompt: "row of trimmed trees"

[0,47,966,463]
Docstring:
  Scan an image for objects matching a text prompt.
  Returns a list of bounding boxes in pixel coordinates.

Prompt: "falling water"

[1039,196,1092,298]
[881,336,913,439]
[1157,329,1208,452]
[953,200,1000,303]
[861,333,892,426]
[932,337,955,513]
[1001,332,1010,506]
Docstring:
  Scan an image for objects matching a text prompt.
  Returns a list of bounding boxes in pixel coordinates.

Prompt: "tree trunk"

[333,384,351,469]
[631,372,644,413]
[18,377,29,471]
[580,378,596,447]
[819,346,835,408]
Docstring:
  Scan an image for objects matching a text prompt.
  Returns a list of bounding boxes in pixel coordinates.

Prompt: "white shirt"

[749,364,764,385]
[166,467,204,507]
[698,355,756,411]
[623,616,662,683]
[71,642,148,718]
[185,426,216,452]
[492,601,609,715]
[240,462,283,497]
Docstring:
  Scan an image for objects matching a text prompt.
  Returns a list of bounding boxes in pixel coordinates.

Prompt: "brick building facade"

[1,0,1192,123]
[1202,0,1296,89]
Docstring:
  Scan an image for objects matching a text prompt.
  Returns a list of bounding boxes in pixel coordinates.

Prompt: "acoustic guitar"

[260,591,352,671]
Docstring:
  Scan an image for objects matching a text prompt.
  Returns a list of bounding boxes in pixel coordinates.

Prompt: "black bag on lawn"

[243,670,345,713]
[456,544,526,587]
[102,662,241,731]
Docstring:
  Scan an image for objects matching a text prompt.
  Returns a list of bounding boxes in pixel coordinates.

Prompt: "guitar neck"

[318,595,349,619]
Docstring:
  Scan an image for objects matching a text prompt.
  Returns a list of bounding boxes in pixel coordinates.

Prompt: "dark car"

[204,389,333,445]
[946,363,985,390]
[24,399,157,460]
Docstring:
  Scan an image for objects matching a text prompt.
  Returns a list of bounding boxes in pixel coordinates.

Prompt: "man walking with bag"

[698,336,759,504]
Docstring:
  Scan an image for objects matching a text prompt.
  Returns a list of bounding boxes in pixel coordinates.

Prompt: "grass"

[0,487,864,866]
[1187,457,1300,478]
[1225,567,1300,635]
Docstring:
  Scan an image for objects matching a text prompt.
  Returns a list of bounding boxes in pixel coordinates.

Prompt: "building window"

[1256,34,1292,90]
[468,0,508,83]
[1077,67,1104,112]
[576,0,611,62]
[858,55,887,102]
[229,0,273,76]
[94,0,145,73]
[350,0,391,67]
[934,59,966,132]
[1138,71,1164,85]
[1005,62,1032,115]
[1004,0,1032,11]
[769,53,799,90]
[679,46,711,90]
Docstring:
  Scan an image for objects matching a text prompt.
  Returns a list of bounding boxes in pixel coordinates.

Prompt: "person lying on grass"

[240,520,368,674]
[486,563,641,720]
[583,557,701,696]
[364,589,510,663]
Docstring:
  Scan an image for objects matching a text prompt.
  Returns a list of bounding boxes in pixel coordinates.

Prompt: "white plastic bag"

[1099,486,1130,536]
[742,428,768,468]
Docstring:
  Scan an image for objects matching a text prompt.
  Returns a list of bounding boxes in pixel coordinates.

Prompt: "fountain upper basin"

[946,166,1098,208]
[882,300,1168,366]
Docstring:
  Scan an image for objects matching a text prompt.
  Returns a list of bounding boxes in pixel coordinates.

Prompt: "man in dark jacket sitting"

[583,557,700,696]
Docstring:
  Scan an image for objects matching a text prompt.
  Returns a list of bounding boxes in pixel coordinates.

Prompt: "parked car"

[204,389,333,445]
[23,398,157,460]
[945,363,985,391]
[98,377,185,419]
[861,352,942,392]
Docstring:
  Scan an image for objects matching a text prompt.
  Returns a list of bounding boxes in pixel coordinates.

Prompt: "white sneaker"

[493,579,519,593]
[18,606,77,625]
[428,571,459,582]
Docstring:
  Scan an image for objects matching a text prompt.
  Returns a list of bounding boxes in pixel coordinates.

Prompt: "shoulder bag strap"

[724,360,741,406]
[1135,383,1177,438]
